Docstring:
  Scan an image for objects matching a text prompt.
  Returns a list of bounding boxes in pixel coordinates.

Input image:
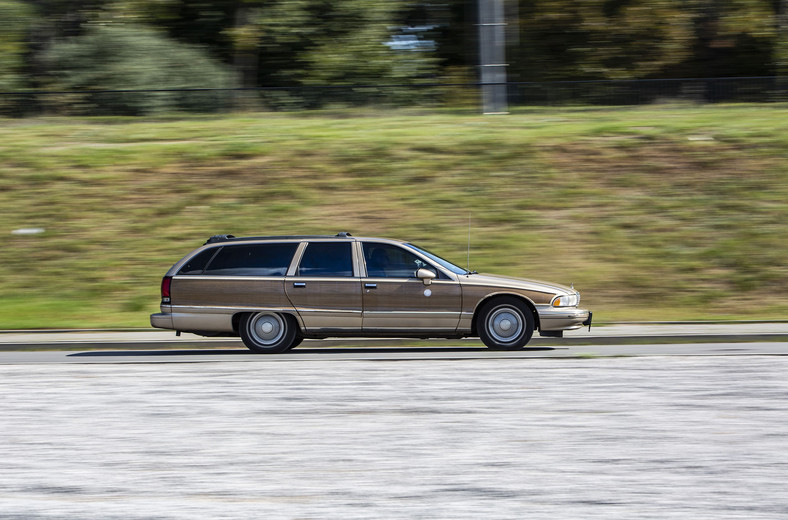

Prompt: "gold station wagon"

[151,233,591,353]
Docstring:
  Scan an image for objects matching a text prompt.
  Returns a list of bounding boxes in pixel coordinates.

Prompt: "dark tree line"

[1,0,787,113]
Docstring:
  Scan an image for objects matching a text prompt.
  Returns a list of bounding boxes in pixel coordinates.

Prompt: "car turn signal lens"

[552,293,579,307]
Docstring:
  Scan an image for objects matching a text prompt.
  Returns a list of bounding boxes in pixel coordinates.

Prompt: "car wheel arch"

[470,293,540,336]
[232,311,304,334]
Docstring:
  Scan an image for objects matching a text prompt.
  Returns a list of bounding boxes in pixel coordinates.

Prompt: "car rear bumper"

[537,306,591,331]
[150,312,173,330]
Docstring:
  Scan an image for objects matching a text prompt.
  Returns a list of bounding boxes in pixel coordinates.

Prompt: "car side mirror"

[416,268,436,286]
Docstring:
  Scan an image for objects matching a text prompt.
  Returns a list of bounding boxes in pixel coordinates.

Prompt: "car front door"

[285,240,363,332]
[361,242,462,331]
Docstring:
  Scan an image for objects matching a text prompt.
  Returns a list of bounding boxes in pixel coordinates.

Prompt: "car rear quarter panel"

[170,276,296,332]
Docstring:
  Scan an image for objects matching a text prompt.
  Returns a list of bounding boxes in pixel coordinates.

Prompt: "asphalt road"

[1,351,787,519]
[0,341,786,364]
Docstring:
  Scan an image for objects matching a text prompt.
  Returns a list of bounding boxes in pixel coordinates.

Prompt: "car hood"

[459,273,575,296]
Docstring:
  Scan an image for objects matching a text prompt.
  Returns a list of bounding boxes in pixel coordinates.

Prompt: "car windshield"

[405,243,470,275]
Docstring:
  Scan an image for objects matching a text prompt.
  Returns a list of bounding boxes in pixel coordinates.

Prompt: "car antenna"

[467,214,471,275]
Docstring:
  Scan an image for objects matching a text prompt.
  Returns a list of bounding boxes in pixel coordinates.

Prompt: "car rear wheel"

[287,335,304,351]
[477,297,534,350]
[240,312,297,354]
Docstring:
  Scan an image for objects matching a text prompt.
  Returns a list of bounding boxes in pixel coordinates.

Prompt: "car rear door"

[285,240,363,332]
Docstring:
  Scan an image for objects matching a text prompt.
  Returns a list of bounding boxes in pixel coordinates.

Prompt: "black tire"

[287,335,304,351]
[476,297,535,350]
[239,312,298,354]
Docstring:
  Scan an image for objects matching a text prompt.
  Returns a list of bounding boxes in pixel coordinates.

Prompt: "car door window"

[297,242,354,277]
[363,243,436,278]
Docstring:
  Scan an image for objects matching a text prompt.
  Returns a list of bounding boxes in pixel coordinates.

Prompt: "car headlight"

[551,292,580,307]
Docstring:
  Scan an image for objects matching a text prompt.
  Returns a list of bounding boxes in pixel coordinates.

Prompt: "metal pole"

[478,0,508,114]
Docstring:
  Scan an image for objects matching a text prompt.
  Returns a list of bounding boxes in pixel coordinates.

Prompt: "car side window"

[363,243,437,279]
[201,243,298,276]
[297,242,354,277]
[177,248,218,275]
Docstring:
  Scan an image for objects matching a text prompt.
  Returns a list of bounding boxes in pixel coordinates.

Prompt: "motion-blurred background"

[1,0,787,328]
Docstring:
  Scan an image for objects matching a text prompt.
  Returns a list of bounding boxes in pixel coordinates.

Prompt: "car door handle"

[293,282,306,288]
[364,283,377,289]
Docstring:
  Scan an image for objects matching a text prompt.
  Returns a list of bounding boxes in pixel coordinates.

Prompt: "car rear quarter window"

[297,242,354,277]
[200,243,298,276]
[177,248,219,275]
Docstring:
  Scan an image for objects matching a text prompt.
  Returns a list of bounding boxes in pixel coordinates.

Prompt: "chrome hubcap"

[488,307,523,343]
[249,313,285,345]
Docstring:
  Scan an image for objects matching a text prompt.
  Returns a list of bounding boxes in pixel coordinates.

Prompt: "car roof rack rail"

[205,234,236,245]
[204,232,353,245]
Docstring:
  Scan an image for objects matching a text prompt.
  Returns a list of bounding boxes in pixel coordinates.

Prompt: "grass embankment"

[1,105,787,328]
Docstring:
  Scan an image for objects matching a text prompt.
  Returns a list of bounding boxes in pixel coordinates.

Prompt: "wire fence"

[1,76,786,117]
[508,76,788,106]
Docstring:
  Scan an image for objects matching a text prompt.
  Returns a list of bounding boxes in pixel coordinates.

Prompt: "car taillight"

[161,276,172,304]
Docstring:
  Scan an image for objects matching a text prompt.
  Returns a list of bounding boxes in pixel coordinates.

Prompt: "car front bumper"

[537,306,592,332]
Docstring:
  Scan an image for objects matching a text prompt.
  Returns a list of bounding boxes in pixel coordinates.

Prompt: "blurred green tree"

[4,0,787,113]
[511,0,693,81]
[0,0,35,92]
[41,24,237,114]
[251,0,437,106]
[667,0,776,78]
[104,0,238,61]
[279,1,437,102]
[511,0,778,81]
[93,0,438,107]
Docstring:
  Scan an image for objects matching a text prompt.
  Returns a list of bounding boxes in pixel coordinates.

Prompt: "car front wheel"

[477,297,534,350]
[240,312,298,354]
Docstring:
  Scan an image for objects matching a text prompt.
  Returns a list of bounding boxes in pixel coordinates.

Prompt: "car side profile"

[150,233,591,353]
